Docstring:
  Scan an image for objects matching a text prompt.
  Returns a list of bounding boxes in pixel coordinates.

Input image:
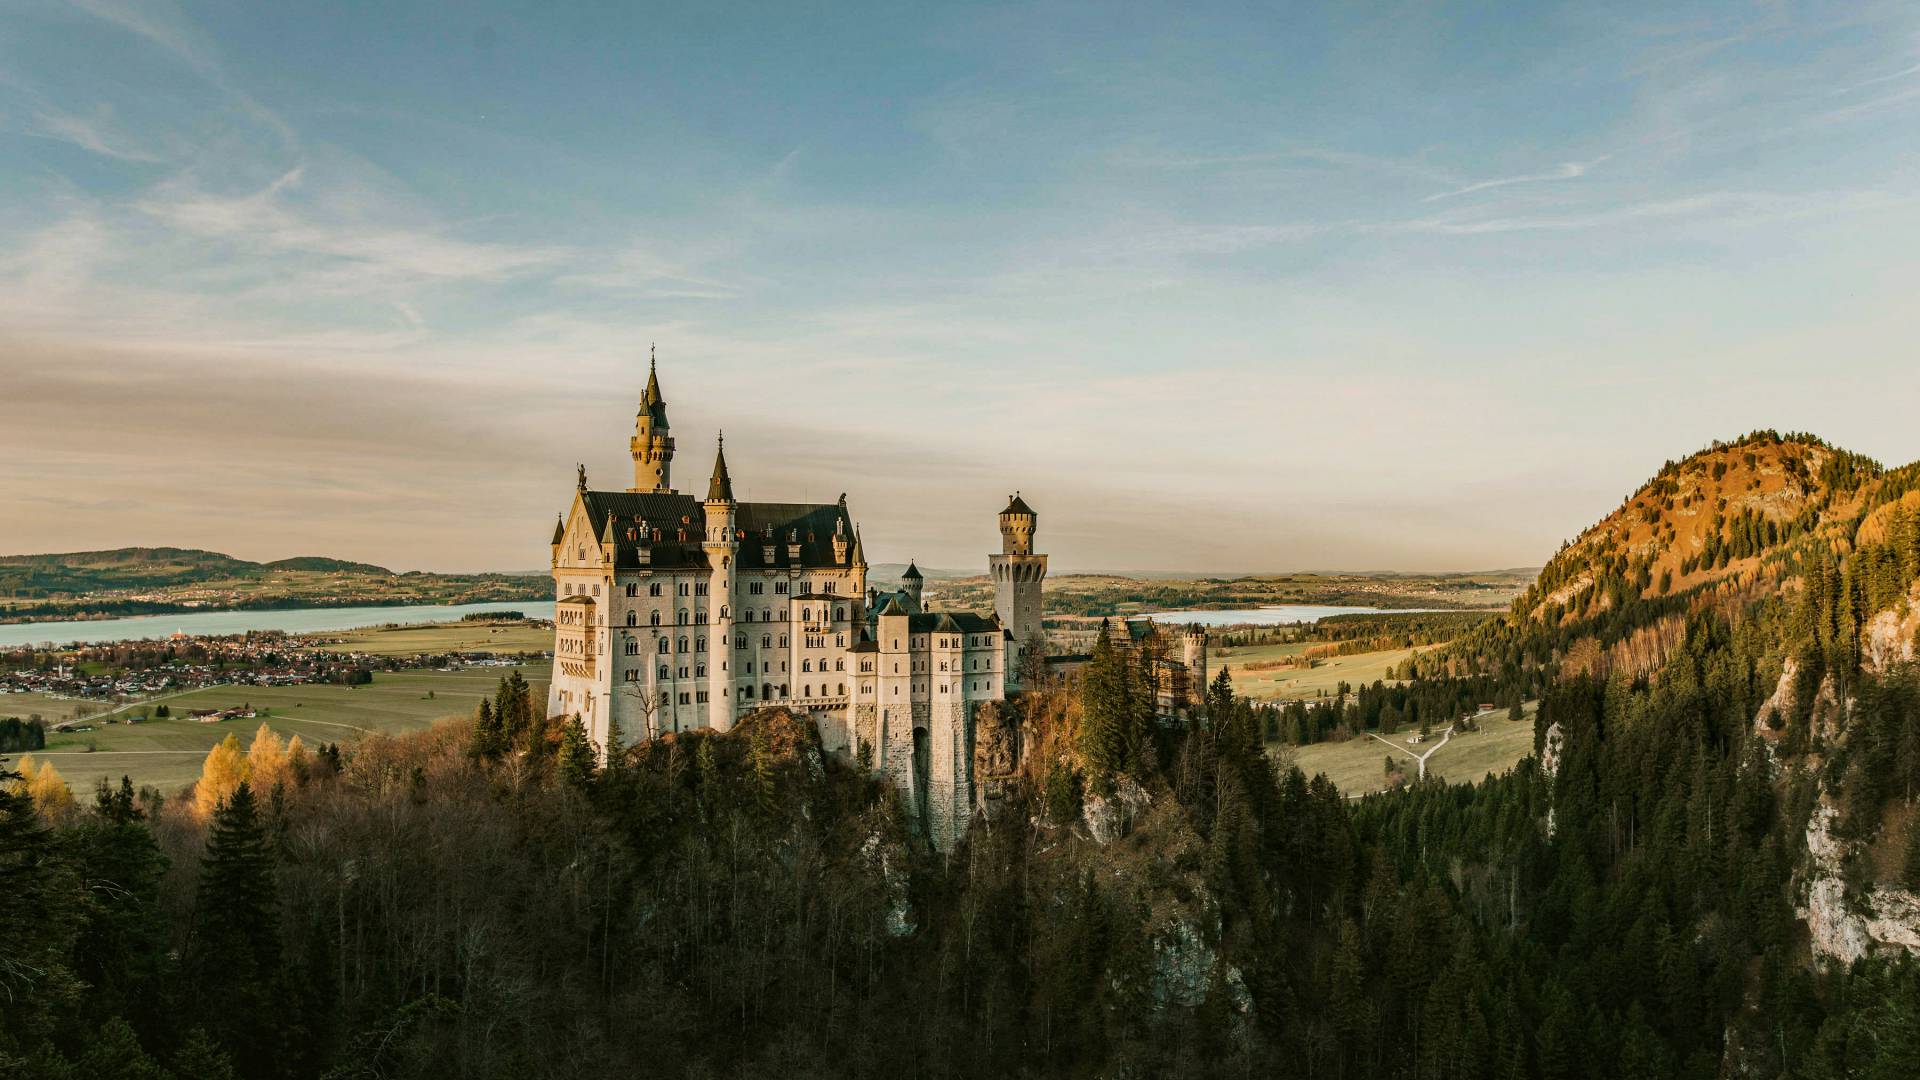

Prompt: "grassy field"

[0,691,112,724]
[14,664,550,795]
[302,620,551,656]
[1218,645,1427,702]
[1284,704,1538,797]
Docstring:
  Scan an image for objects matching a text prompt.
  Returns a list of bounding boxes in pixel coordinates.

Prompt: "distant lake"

[1142,605,1440,627]
[0,601,557,648]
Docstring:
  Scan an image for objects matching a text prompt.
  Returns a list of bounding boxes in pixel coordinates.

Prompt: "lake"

[1141,604,1440,627]
[0,600,557,648]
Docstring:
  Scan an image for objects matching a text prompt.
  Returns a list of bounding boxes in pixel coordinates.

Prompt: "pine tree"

[558,716,597,790]
[1078,633,1131,792]
[470,697,502,757]
[191,781,284,1077]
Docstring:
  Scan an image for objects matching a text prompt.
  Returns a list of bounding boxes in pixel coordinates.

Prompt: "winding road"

[1367,723,1455,780]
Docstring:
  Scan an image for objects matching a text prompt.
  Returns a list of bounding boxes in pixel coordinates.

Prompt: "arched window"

[803,685,811,697]
[835,607,845,622]
[677,637,688,653]
[802,659,812,672]
[719,605,728,619]
[837,683,845,696]
[802,607,812,622]
[658,638,669,654]
[762,634,772,649]
[650,610,661,626]
[779,634,788,648]
[625,638,639,656]
[626,610,637,626]
[763,682,774,700]
[677,609,688,625]
[696,637,706,652]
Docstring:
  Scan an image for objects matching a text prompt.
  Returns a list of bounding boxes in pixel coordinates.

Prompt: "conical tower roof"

[641,346,668,424]
[902,561,923,580]
[706,433,735,502]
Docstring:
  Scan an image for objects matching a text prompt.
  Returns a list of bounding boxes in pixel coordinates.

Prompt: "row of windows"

[616,606,848,628]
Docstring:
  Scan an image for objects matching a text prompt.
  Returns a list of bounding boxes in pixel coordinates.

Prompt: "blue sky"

[3,0,1918,573]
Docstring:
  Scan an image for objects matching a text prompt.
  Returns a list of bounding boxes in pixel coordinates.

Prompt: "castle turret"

[989,493,1047,689]
[629,347,675,493]
[1183,623,1209,719]
[901,560,924,614]
[702,434,738,731]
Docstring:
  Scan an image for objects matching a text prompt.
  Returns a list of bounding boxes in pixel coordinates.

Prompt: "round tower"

[989,493,1047,689]
[630,347,675,493]
[702,434,738,730]
[901,560,924,614]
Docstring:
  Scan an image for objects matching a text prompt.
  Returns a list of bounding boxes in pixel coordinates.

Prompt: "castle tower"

[702,434,738,731]
[989,493,1047,689]
[1183,624,1209,719]
[629,348,675,493]
[901,560,924,614]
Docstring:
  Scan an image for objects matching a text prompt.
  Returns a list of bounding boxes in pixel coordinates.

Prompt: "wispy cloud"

[1420,157,1610,203]
[32,107,165,162]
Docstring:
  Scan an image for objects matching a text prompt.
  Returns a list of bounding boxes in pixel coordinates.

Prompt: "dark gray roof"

[576,491,853,572]
[901,561,923,580]
[1001,494,1035,517]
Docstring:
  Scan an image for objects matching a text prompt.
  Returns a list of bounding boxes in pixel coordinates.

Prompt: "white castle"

[547,355,1046,846]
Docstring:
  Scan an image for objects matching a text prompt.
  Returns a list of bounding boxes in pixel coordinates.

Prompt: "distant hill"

[262,556,394,575]
[0,547,547,621]
[1417,429,1919,681]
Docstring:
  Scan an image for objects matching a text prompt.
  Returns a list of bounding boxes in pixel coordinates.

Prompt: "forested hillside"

[4,431,1920,1078]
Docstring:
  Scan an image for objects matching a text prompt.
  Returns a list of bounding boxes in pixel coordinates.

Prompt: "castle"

[547,356,1048,848]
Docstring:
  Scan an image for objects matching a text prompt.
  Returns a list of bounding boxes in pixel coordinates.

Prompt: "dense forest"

[5,432,1920,1078]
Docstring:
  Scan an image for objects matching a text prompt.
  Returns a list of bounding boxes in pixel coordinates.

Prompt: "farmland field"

[301,620,551,656]
[1284,704,1538,797]
[1218,645,1429,702]
[17,663,550,795]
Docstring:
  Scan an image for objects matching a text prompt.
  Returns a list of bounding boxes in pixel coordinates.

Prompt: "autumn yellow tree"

[27,758,75,820]
[284,734,310,784]
[5,753,32,794]
[248,723,289,793]
[196,732,251,817]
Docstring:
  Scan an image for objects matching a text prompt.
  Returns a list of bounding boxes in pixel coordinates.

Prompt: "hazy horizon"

[5,1,1919,574]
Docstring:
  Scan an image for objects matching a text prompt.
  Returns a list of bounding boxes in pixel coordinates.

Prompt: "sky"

[2,1,1919,575]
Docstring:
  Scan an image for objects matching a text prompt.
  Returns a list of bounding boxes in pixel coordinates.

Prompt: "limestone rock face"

[1862,584,1920,673]
[971,699,1022,824]
[1082,774,1151,845]
[860,832,915,938]
[1798,801,1920,962]
[1148,918,1251,1014]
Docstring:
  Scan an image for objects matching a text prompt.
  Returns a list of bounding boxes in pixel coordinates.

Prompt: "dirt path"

[1366,724,1455,779]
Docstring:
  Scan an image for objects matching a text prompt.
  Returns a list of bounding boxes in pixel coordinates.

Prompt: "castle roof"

[706,437,734,502]
[1001,493,1035,517]
[574,490,853,572]
[901,561,923,580]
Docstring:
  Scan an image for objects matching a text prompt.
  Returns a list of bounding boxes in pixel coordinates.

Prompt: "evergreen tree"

[190,781,285,1077]
[558,715,597,790]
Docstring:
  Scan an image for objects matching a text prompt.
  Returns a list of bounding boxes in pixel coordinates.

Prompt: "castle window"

[763,682,774,699]
[695,583,708,596]
[775,582,788,594]
[677,637,688,653]
[696,637,706,652]
[861,661,873,673]
[761,634,772,649]
[779,635,788,648]
[625,639,639,656]
[677,610,688,624]
[658,639,669,655]
[835,607,845,621]
[660,690,671,707]
[678,666,689,678]
[659,665,669,679]
[750,582,763,595]
[803,685,811,697]
[837,683,845,695]
[743,685,755,699]
[626,583,637,597]
[836,634,846,648]
[679,693,691,705]
[802,660,812,672]
[592,584,600,596]
[939,661,948,672]
[696,664,706,677]
[719,606,728,619]
[835,659,845,671]
[625,669,637,682]
[736,635,746,649]
[626,611,637,627]
[741,610,752,623]
[651,610,661,626]
[802,607,811,622]
[780,684,788,697]
[678,583,689,596]
[764,608,773,622]
[649,583,662,597]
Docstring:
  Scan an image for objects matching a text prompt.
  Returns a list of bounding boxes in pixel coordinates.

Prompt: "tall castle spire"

[706,431,735,503]
[629,345,676,493]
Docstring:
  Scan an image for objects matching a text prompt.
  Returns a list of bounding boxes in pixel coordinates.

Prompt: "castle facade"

[547,357,1046,847]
